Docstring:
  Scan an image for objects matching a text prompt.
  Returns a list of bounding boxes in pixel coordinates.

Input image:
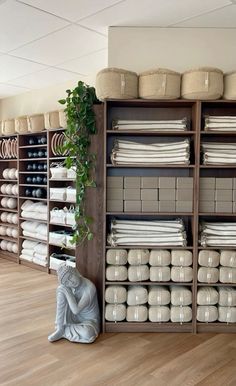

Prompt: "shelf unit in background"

[103,99,236,334]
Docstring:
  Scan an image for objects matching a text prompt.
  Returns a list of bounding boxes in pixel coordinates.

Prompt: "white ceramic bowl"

[0,240,8,250]
[12,243,18,254]
[6,227,12,237]
[0,225,6,235]
[6,213,13,223]
[12,185,18,196]
[7,198,17,209]
[9,168,16,180]
[0,184,7,194]
[11,213,18,224]
[15,169,18,180]
[11,228,18,238]
[1,197,8,207]
[5,184,13,195]
[2,168,9,179]
[7,241,13,252]
[0,212,8,223]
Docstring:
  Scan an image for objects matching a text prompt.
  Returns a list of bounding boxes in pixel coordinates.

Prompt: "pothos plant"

[59,81,98,246]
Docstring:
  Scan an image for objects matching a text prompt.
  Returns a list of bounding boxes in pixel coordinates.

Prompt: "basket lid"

[96,67,137,76]
[140,68,180,76]
[183,67,223,75]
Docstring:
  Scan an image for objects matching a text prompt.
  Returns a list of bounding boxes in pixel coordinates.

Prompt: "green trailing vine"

[59,81,98,246]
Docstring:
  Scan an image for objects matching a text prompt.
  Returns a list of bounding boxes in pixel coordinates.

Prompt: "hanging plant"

[59,81,98,246]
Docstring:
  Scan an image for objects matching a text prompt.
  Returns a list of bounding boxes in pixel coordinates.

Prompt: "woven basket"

[223,72,236,100]
[139,68,181,99]
[27,114,45,133]
[181,67,223,100]
[15,116,29,133]
[44,110,60,130]
[96,67,138,101]
[2,119,15,135]
[59,109,67,129]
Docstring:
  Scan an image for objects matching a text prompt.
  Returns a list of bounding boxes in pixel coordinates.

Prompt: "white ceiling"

[0,0,236,98]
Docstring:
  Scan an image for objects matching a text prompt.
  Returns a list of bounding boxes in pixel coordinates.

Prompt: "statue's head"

[57,265,81,288]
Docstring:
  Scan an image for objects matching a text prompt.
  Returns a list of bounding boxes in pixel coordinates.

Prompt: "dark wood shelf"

[197,323,236,333]
[0,194,17,198]
[0,179,18,182]
[201,131,236,135]
[49,222,72,228]
[198,246,236,250]
[20,158,47,161]
[105,322,193,333]
[199,212,236,216]
[106,245,193,249]
[0,251,18,263]
[0,235,18,242]
[19,235,47,243]
[19,196,47,201]
[0,207,18,212]
[19,144,47,148]
[106,211,194,216]
[19,217,47,223]
[0,222,18,228]
[107,130,195,135]
[107,164,195,168]
[197,283,236,287]
[200,165,236,168]
[19,184,47,188]
[19,171,47,174]
[19,259,48,272]
[105,281,193,286]
[0,159,17,162]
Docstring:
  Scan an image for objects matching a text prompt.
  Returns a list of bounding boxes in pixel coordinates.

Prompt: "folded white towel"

[127,286,148,305]
[127,249,149,265]
[128,265,149,282]
[218,287,236,306]
[105,286,127,304]
[20,254,33,262]
[171,250,192,266]
[218,306,236,323]
[106,266,128,281]
[219,267,236,283]
[220,250,236,267]
[22,239,39,249]
[171,267,193,282]
[105,304,126,321]
[149,250,171,266]
[21,248,34,257]
[34,243,47,255]
[34,253,47,261]
[197,287,219,305]
[33,257,47,267]
[126,305,148,322]
[197,306,218,322]
[198,250,220,267]
[23,230,36,238]
[148,286,170,305]
[106,249,128,265]
[170,306,192,322]
[150,267,171,282]
[149,306,170,322]
[170,286,192,306]
[198,267,219,283]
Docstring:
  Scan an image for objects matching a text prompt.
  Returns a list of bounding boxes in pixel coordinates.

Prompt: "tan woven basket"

[59,109,67,129]
[2,119,15,135]
[44,110,60,130]
[223,72,236,100]
[139,68,181,99]
[181,67,223,100]
[96,67,138,101]
[27,114,45,133]
[15,116,29,133]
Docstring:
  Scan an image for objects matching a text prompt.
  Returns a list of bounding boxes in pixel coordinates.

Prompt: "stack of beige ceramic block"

[199,177,236,213]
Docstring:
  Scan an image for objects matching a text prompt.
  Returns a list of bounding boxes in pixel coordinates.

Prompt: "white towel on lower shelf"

[218,287,236,306]
[127,286,148,305]
[32,257,47,267]
[128,265,149,282]
[197,287,219,305]
[218,306,236,323]
[220,250,236,267]
[171,267,193,282]
[171,250,192,266]
[197,306,218,322]
[149,306,170,322]
[22,240,39,249]
[170,286,192,306]
[219,267,236,283]
[34,253,47,261]
[198,267,219,283]
[21,248,34,257]
[198,250,220,268]
[105,286,127,304]
[106,266,128,281]
[150,267,171,282]
[126,305,148,322]
[105,304,126,322]
[20,254,33,262]
[149,250,171,266]
[106,249,128,265]
[170,306,192,322]
[148,286,170,305]
[34,243,47,255]
[127,249,149,265]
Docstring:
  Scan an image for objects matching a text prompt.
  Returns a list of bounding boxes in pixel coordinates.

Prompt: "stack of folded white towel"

[111,139,190,166]
[201,142,236,165]
[198,249,236,284]
[112,118,188,132]
[21,200,47,221]
[200,222,236,247]
[204,115,236,132]
[107,219,187,247]
[21,221,47,241]
[105,284,192,323]
[197,286,236,323]
[20,239,48,267]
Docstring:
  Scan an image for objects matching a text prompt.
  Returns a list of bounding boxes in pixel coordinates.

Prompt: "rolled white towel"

[197,287,219,305]
[198,267,219,283]
[127,286,148,305]
[35,233,47,241]
[219,267,236,283]
[218,287,236,306]
[105,286,127,304]
[21,248,34,257]
[106,266,128,281]
[197,306,218,322]
[198,250,220,267]
[34,243,47,255]
[128,265,149,282]
[105,304,126,321]
[218,306,236,323]
[170,306,192,322]
[20,254,33,262]
[171,250,192,266]
[106,249,128,265]
[126,305,148,322]
[170,286,192,306]
[127,249,149,265]
[149,250,171,266]
[32,257,47,267]
[220,250,236,267]
[21,221,39,232]
[149,306,170,322]
[171,267,193,282]
[148,286,170,305]
[34,253,47,261]
[23,230,37,239]
[22,239,39,249]
[150,267,171,282]
[36,223,47,235]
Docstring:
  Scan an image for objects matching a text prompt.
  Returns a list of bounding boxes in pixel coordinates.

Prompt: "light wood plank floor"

[0,259,236,386]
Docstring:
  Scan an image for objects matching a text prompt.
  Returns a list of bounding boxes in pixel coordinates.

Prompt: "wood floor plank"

[0,259,235,386]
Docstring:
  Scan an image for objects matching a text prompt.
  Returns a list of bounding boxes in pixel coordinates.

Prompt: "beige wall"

[0,75,94,120]
[108,27,236,73]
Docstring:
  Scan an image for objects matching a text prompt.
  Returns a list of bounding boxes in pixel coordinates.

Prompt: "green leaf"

[58,99,66,104]
[88,233,93,240]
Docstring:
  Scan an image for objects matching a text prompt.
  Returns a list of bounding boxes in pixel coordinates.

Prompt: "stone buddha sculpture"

[48,265,100,343]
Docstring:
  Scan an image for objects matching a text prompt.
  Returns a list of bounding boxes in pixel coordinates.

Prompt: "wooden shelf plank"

[106,212,194,216]
[197,283,236,287]
[105,322,193,333]
[19,144,47,148]
[107,130,195,135]
[106,245,193,249]
[197,323,236,333]
[105,281,193,286]
[19,259,48,272]
[107,164,195,168]
[0,207,18,212]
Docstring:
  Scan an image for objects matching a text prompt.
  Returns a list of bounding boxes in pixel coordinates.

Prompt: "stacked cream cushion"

[15,116,28,133]
[218,287,236,306]
[171,267,193,282]
[219,267,236,283]
[149,306,170,322]
[150,266,170,282]
[106,266,128,281]
[148,286,170,305]
[220,250,236,268]
[223,72,236,100]
[139,68,181,99]
[105,285,127,304]
[105,304,126,321]
[127,249,149,265]
[170,306,192,322]
[106,249,128,265]
[197,287,218,305]
[197,305,218,322]
[181,67,223,100]
[96,68,138,101]
[198,267,219,283]
[128,265,149,281]
[198,250,220,268]
[126,305,148,322]
[149,250,170,266]
[171,250,192,267]
[127,286,148,305]
[218,306,236,323]
[170,286,192,306]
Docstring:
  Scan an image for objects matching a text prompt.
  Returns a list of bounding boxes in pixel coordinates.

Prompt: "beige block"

[176,177,193,189]
[159,177,176,189]
[107,188,123,200]
[107,176,123,188]
[107,200,123,212]
[159,201,176,212]
[142,201,159,212]
[233,190,236,202]
[124,201,141,212]
[199,189,215,201]
[233,178,236,189]
[124,188,140,200]
[216,178,233,189]
[200,178,215,190]
[124,176,141,188]
[176,201,193,212]
[176,189,193,201]
[199,201,215,212]
[215,189,232,202]
[215,201,233,213]
[141,177,159,188]
[141,189,158,201]
[233,202,236,213]
[159,189,176,201]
